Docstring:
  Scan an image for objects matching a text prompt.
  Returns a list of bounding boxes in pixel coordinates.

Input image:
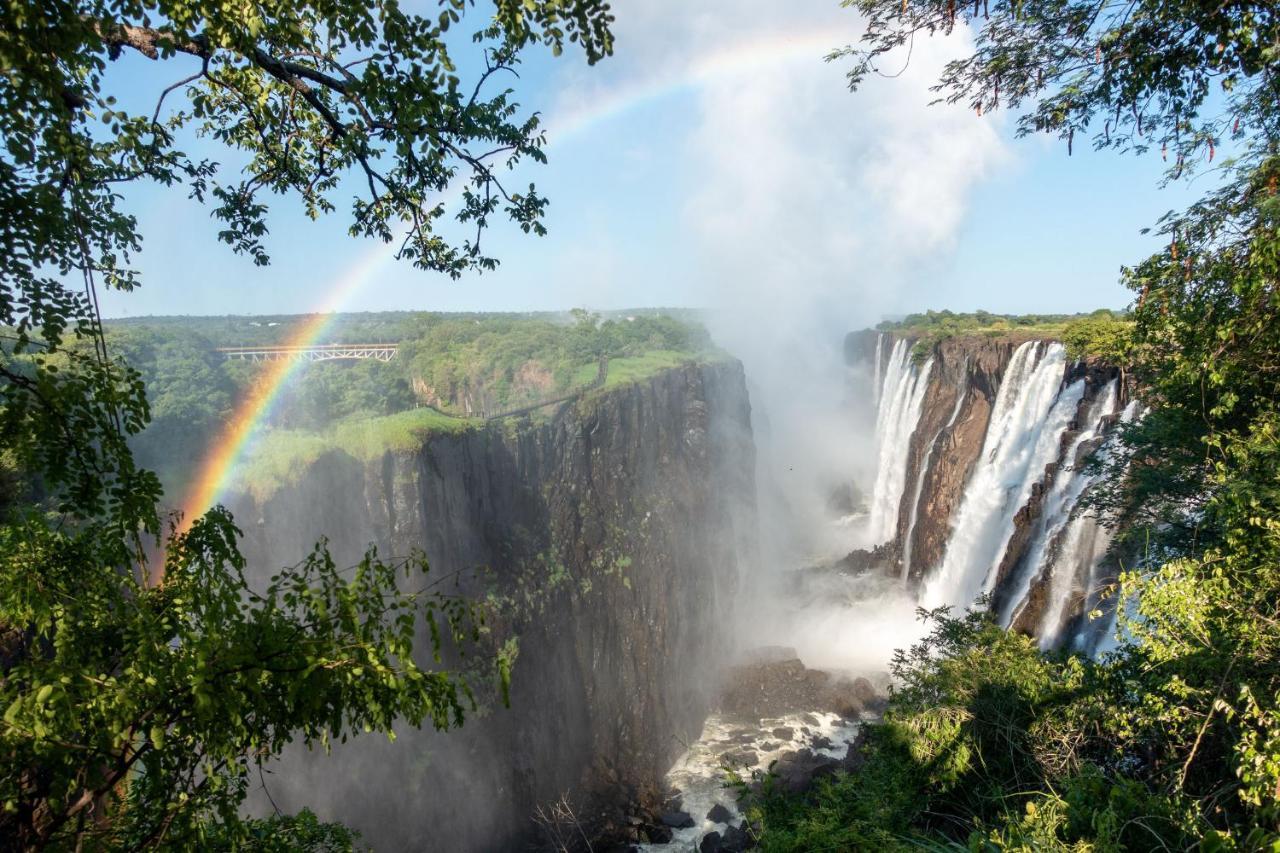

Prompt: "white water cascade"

[921,341,1085,610]
[867,338,934,546]
[997,379,1121,627]
[1036,398,1141,649]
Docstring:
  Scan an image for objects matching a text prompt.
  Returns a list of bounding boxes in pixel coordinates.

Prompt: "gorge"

[215,320,1135,851]
[229,359,758,851]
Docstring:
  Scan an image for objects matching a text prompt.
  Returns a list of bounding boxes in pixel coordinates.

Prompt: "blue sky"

[97,2,1200,324]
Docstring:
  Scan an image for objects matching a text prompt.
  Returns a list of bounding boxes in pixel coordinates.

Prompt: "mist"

[580,1,1010,675]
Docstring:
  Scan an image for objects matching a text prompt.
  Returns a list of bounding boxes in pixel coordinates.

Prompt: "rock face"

[229,361,759,851]
[844,330,1127,645]
[717,654,884,720]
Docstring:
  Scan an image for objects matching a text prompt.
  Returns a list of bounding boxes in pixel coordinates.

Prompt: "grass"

[231,408,479,499]
[230,348,735,498]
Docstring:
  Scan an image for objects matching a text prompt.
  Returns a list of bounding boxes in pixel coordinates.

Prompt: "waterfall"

[871,333,884,408]
[900,368,968,580]
[921,342,1084,610]
[998,379,1121,627]
[867,340,934,545]
[1040,398,1142,650]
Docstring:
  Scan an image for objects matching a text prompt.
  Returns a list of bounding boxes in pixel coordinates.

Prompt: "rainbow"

[177,242,394,529]
[177,27,848,528]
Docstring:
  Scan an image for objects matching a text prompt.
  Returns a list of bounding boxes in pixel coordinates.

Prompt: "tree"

[740,1,1280,848]
[0,1,613,848]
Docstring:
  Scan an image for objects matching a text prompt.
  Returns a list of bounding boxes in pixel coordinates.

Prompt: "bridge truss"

[215,343,398,363]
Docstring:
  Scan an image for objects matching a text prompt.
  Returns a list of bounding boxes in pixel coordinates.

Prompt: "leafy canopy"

[0,0,614,848]
[746,1,1280,849]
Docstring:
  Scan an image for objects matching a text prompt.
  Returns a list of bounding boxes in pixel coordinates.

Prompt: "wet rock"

[810,735,833,750]
[721,822,751,853]
[830,543,895,577]
[720,749,758,767]
[771,749,843,794]
[841,729,869,773]
[661,811,695,829]
[707,803,734,824]
[771,727,794,741]
[645,824,673,844]
[851,677,878,705]
[719,656,882,719]
[700,830,723,853]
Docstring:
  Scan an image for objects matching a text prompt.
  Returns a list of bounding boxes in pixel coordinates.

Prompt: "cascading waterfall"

[853,331,1136,651]
[1038,398,1141,649]
[921,341,1085,610]
[867,339,933,546]
[871,333,884,408]
[900,368,969,580]
[998,379,1121,627]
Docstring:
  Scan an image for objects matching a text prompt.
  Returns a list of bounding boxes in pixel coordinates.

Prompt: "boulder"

[771,749,843,794]
[841,729,869,773]
[660,811,695,829]
[719,657,886,719]
[720,749,758,767]
[771,727,794,741]
[721,822,751,853]
[700,831,723,853]
[707,803,734,824]
[645,824,673,844]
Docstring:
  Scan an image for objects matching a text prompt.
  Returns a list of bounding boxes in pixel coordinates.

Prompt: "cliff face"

[845,330,1126,647]
[229,361,758,851]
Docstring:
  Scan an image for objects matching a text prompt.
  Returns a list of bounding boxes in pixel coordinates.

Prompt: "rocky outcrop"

[717,653,883,720]
[229,360,758,852]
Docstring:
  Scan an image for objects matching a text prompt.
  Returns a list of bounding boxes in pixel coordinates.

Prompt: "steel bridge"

[215,343,398,363]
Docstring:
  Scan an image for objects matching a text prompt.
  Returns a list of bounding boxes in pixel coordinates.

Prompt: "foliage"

[231,408,479,499]
[748,0,1280,849]
[747,610,1232,850]
[0,0,615,847]
[1060,311,1133,362]
[400,310,709,413]
[202,809,362,852]
[101,310,711,500]
[834,0,1278,172]
[878,309,1119,361]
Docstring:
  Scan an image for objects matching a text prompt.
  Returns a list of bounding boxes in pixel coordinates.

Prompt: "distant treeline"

[102,310,711,491]
[876,309,1132,362]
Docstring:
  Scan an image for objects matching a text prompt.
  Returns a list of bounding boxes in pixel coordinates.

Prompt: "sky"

[97,1,1200,325]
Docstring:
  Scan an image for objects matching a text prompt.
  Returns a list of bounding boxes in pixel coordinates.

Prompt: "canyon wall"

[228,360,758,851]
[846,331,1131,650]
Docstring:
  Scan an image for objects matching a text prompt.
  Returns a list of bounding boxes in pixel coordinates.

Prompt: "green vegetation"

[878,309,1131,362]
[0,0,615,848]
[232,408,480,499]
[399,309,711,413]
[879,309,1133,362]
[106,309,713,499]
[1060,313,1134,362]
[751,0,1280,849]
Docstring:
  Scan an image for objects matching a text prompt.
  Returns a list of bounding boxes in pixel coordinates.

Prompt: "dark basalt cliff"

[229,361,758,851]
